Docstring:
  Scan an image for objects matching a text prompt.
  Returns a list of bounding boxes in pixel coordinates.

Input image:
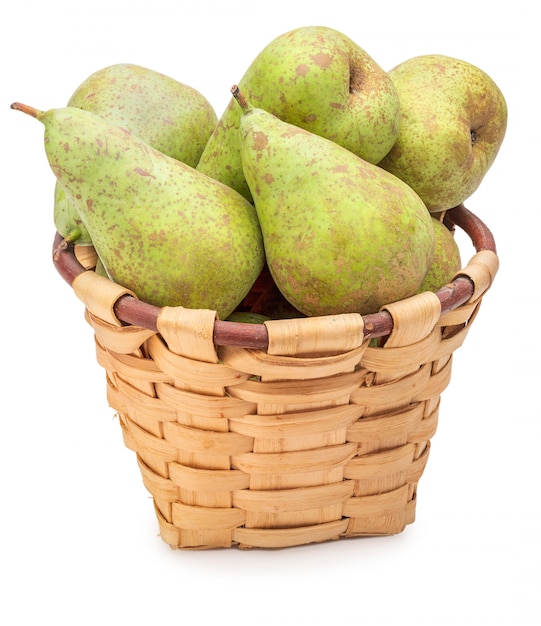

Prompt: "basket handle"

[52,204,496,349]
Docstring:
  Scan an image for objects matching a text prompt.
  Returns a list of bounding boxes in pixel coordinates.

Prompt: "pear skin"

[379,54,507,212]
[232,89,435,317]
[12,102,264,320]
[54,182,93,245]
[225,311,271,324]
[54,63,218,245]
[66,63,218,167]
[418,217,462,293]
[197,25,400,202]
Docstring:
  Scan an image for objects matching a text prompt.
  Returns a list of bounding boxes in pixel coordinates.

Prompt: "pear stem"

[231,85,251,113]
[10,102,42,118]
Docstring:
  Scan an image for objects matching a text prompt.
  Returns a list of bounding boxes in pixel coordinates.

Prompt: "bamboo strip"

[228,404,362,439]
[453,249,499,302]
[157,306,218,363]
[74,244,98,270]
[218,343,367,381]
[148,335,248,387]
[343,444,416,480]
[265,313,364,356]
[232,443,358,475]
[85,309,156,354]
[361,329,440,373]
[233,519,349,549]
[382,291,442,348]
[162,421,254,456]
[155,382,256,419]
[342,484,409,518]
[346,403,424,441]
[350,364,432,410]
[169,463,250,492]
[226,371,362,406]
[73,270,138,326]
[172,502,246,530]
[232,481,354,513]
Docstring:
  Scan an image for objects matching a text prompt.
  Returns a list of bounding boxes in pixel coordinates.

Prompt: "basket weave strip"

[74,244,99,270]
[453,249,499,302]
[147,335,249,388]
[218,343,368,381]
[157,306,218,363]
[62,207,498,550]
[87,310,156,354]
[73,271,136,326]
[265,313,364,356]
[382,291,441,347]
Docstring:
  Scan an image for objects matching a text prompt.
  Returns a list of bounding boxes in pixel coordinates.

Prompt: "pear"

[225,311,271,324]
[94,255,108,278]
[379,54,507,212]
[418,217,462,293]
[54,63,218,245]
[54,182,92,245]
[66,63,218,166]
[232,88,435,317]
[197,25,400,202]
[12,102,264,320]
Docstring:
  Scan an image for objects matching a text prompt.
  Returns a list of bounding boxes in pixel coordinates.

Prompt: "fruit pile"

[11,25,507,322]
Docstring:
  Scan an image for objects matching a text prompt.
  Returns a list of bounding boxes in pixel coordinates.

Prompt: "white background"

[1,1,539,624]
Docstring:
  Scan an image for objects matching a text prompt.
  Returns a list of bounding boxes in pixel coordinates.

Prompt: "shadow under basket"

[53,204,498,550]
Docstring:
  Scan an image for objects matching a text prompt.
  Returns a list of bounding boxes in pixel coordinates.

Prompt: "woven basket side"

[80,258,487,548]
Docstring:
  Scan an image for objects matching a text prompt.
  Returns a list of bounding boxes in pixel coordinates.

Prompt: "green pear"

[197,25,400,202]
[418,217,462,293]
[225,311,271,324]
[232,89,435,317]
[54,182,92,245]
[94,254,108,278]
[12,102,264,320]
[66,63,218,166]
[379,54,507,212]
[54,63,218,245]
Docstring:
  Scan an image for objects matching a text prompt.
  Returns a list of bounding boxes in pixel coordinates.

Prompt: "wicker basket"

[53,204,497,550]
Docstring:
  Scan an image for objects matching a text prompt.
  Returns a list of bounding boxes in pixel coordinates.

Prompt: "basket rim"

[52,203,496,350]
